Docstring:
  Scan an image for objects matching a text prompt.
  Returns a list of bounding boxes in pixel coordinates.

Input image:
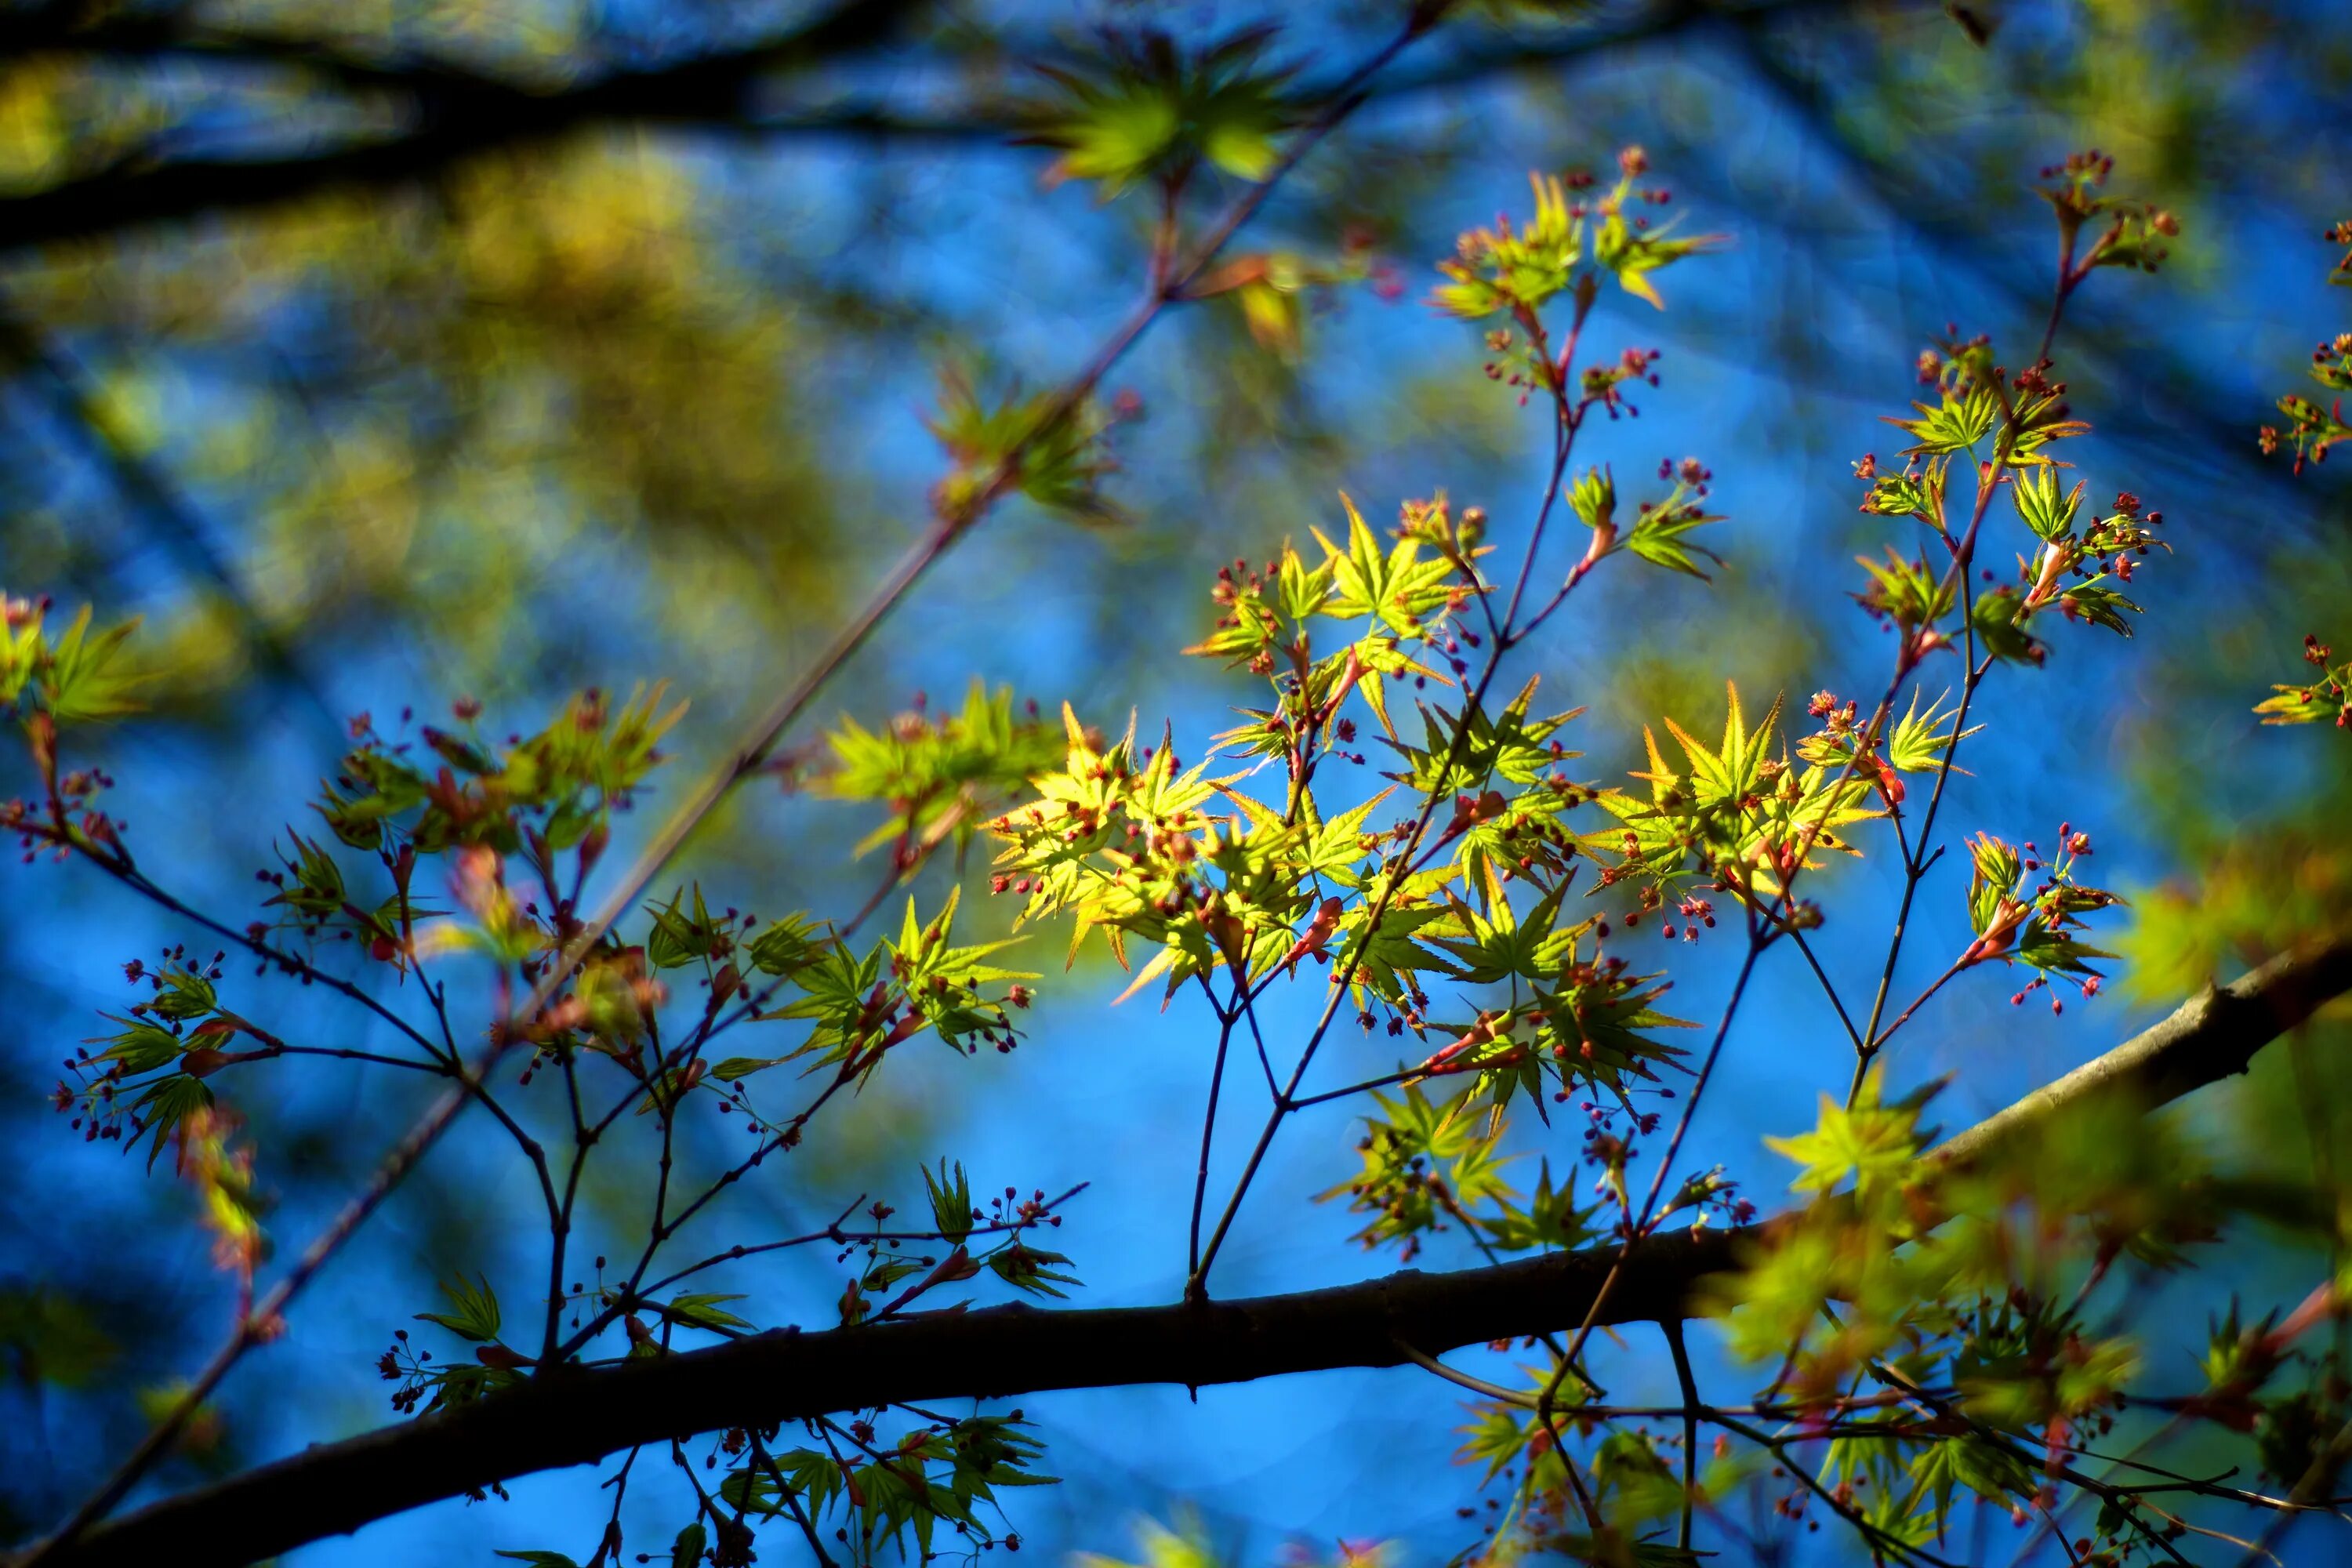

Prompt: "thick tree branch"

[27,932,2349,1568]
[0,0,936,256]
[0,0,1828,256]
[1931,935,2352,1170]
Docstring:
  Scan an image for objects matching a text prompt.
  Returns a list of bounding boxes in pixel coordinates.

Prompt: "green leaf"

[2015,920,2118,978]
[1969,585,2043,665]
[1329,896,1454,1007]
[2254,648,2351,726]
[1428,880,1573,985]
[670,1521,706,1568]
[1761,1070,1932,1199]
[416,1273,503,1344]
[1591,186,1726,311]
[1860,464,1943,523]
[1966,833,2021,936]
[747,913,829,978]
[1911,1435,2034,1518]
[127,1074,214,1172]
[1312,494,1456,641]
[1626,497,1726,580]
[1457,1403,1536,1483]
[2059,579,2143,637]
[988,1243,1081,1299]
[644,884,722,970]
[860,1255,931,1294]
[927,368,1123,526]
[92,1017,187,1074]
[1886,688,1983,773]
[1569,466,1617,534]
[663,1294,752,1332]
[1018,30,1294,198]
[818,682,1064,859]
[923,1160,975,1243]
[1885,382,1999,456]
[1479,1160,1596,1254]
[39,604,147,723]
[717,1467,783,1517]
[2011,464,2084,543]
[1434,171,1586,320]
[144,967,218,1020]
[1853,550,1955,631]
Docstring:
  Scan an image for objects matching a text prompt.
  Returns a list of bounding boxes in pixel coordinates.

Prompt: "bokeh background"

[3,0,2350,1563]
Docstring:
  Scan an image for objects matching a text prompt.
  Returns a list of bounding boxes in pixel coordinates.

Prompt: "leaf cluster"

[812,681,1066,862]
[1018,28,1294,197]
[1434,154,1722,324]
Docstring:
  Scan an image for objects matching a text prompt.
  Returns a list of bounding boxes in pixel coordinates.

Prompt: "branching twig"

[31,935,2343,1568]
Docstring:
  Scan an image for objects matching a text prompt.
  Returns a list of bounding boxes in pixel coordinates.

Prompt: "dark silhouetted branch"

[0,0,1833,256]
[0,0,936,254]
[27,933,2348,1568]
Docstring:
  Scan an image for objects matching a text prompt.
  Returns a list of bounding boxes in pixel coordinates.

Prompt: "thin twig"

[1664,1319,1701,1553]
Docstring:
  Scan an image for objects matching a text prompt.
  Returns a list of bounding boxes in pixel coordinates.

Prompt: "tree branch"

[0,0,937,255]
[1931,935,2352,1171]
[28,932,2348,1568]
[0,0,1828,256]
